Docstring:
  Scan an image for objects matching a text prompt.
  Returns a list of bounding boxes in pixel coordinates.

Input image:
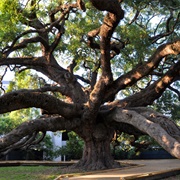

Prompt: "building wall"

[47,131,67,161]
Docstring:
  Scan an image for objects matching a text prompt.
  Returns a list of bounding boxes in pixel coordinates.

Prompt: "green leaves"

[0,70,41,135]
[6,70,41,92]
[153,88,180,123]
[0,110,27,135]
[0,0,23,44]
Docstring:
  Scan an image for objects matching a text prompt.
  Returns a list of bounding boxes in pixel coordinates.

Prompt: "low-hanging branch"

[0,115,82,155]
[109,107,180,159]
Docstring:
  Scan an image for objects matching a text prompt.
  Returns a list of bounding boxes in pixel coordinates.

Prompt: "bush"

[112,146,137,160]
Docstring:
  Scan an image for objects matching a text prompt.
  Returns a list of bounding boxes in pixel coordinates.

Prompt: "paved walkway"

[56,159,180,180]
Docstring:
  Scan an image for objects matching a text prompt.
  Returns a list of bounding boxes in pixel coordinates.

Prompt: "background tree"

[0,0,180,170]
[0,70,40,135]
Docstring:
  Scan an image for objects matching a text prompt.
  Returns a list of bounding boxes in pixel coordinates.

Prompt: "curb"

[120,168,180,180]
[55,168,180,180]
[54,162,144,180]
[0,160,75,167]
[54,161,180,180]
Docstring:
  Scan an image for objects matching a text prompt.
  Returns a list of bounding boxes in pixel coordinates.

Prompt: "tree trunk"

[73,123,121,170]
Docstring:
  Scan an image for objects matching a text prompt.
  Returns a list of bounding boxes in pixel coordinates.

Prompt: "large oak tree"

[0,0,180,170]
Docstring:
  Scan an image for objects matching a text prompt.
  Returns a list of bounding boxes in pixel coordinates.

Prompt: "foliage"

[111,132,135,159]
[113,146,136,160]
[153,89,180,124]
[6,69,44,91]
[0,113,25,135]
[0,70,42,135]
[0,0,23,46]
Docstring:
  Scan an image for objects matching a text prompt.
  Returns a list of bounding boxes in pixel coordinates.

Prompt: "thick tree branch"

[0,56,86,103]
[0,115,81,155]
[109,107,180,159]
[119,60,180,107]
[88,0,124,82]
[77,0,86,12]
[90,0,121,14]
[0,131,46,156]
[128,107,180,142]
[0,134,35,157]
[99,7,124,81]
[101,59,180,111]
[0,89,83,118]
[83,0,124,119]
[104,39,180,102]
[0,57,49,74]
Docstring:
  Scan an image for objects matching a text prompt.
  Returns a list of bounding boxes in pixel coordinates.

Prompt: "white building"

[47,131,67,161]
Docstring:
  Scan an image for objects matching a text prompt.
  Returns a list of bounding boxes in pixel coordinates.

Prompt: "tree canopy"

[0,0,180,170]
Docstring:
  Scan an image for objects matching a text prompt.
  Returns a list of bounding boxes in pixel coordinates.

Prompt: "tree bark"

[75,138,120,170]
[73,122,121,170]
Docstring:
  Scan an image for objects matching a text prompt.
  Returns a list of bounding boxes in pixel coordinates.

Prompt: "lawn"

[0,166,63,180]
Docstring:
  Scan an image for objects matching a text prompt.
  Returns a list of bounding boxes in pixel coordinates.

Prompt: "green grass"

[0,166,63,180]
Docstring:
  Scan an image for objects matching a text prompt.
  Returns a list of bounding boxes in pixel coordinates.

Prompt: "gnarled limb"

[90,0,122,14]
[0,115,81,156]
[0,56,86,103]
[129,107,180,142]
[0,89,83,118]
[109,107,180,159]
[119,60,180,107]
[101,59,180,110]
[0,57,47,67]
